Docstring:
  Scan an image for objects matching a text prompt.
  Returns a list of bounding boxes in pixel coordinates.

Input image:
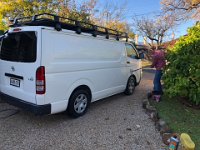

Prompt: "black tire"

[124,76,136,95]
[68,89,91,118]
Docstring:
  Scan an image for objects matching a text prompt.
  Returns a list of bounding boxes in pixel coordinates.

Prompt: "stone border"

[142,97,178,146]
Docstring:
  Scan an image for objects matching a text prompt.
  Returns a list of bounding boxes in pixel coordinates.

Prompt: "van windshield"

[0,31,36,62]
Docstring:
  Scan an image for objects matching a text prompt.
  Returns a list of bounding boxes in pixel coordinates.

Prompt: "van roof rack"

[10,13,129,42]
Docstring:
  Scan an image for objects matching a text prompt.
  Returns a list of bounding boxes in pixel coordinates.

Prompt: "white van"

[0,14,142,117]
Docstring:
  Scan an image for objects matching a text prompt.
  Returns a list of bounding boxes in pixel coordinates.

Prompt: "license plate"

[10,78,20,87]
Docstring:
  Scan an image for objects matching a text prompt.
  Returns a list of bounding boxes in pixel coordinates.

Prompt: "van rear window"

[0,31,36,62]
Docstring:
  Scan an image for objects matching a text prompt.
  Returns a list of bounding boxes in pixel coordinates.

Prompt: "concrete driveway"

[0,69,163,150]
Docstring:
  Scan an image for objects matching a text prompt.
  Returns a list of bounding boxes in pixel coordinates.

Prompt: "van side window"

[125,44,138,59]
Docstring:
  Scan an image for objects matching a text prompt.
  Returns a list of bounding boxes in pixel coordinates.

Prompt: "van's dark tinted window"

[0,32,36,62]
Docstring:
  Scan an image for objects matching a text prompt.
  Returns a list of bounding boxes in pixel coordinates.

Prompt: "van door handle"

[5,73,23,80]
[127,61,130,64]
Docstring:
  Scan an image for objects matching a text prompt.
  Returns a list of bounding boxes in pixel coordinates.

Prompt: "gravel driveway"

[0,69,163,150]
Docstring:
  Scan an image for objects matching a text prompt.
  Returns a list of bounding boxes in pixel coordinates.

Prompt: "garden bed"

[150,96,200,149]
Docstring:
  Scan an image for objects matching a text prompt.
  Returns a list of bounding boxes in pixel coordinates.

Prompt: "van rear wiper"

[4,30,8,34]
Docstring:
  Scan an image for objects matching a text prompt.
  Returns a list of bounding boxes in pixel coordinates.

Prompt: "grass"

[150,96,200,149]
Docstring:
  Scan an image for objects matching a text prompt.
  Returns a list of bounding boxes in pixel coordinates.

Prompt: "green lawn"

[150,96,200,149]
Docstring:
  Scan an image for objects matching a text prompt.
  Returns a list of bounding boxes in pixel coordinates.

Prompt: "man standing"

[151,47,166,102]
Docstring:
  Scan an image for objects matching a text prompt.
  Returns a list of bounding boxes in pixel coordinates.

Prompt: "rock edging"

[142,98,178,147]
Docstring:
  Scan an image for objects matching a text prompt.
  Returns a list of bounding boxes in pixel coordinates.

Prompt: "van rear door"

[0,31,40,104]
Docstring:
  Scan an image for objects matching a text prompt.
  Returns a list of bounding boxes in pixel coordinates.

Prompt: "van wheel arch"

[72,85,92,98]
[67,85,92,118]
[124,75,136,95]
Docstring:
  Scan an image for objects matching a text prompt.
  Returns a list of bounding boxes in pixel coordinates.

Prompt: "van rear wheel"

[124,76,136,95]
[68,89,90,118]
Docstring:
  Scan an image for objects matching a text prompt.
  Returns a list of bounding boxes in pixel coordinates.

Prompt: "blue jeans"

[153,70,163,94]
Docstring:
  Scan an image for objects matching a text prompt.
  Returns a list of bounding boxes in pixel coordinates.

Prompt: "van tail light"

[36,66,46,94]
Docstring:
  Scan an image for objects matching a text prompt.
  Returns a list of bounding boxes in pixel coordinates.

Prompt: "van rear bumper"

[0,92,51,115]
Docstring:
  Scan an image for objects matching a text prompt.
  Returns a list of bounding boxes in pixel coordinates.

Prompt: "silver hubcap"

[74,94,88,114]
[128,78,135,92]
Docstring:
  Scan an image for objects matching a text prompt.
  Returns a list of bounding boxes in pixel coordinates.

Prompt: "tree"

[0,0,58,18]
[161,0,200,20]
[0,14,6,32]
[0,0,59,31]
[57,0,95,22]
[163,23,200,105]
[133,14,176,46]
[0,0,94,31]
[0,0,134,38]
[91,0,134,38]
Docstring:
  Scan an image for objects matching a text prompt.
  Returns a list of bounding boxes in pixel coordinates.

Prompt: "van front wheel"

[68,89,90,118]
[124,76,136,95]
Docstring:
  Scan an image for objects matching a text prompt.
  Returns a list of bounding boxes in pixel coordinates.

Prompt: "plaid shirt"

[151,50,166,70]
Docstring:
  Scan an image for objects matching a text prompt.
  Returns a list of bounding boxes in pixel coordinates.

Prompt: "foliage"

[163,23,200,105]
[0,0,134,36]
[0,0,56,31]
[0,14,7,31]
[104,20,134,38]
[0,0,95,31]
[161,0,200,20]
[90,0,134,37]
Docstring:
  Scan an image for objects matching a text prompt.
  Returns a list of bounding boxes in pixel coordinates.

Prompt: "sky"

[77,0,196,42]
[123,0,196,40]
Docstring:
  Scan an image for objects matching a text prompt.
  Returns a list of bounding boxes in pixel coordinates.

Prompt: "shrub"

[163,23,200,105]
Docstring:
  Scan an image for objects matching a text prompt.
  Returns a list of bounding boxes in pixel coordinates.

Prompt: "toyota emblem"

[11,66,15,72]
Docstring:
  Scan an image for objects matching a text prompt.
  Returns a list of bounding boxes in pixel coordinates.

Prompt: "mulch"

[178,97,200,110]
